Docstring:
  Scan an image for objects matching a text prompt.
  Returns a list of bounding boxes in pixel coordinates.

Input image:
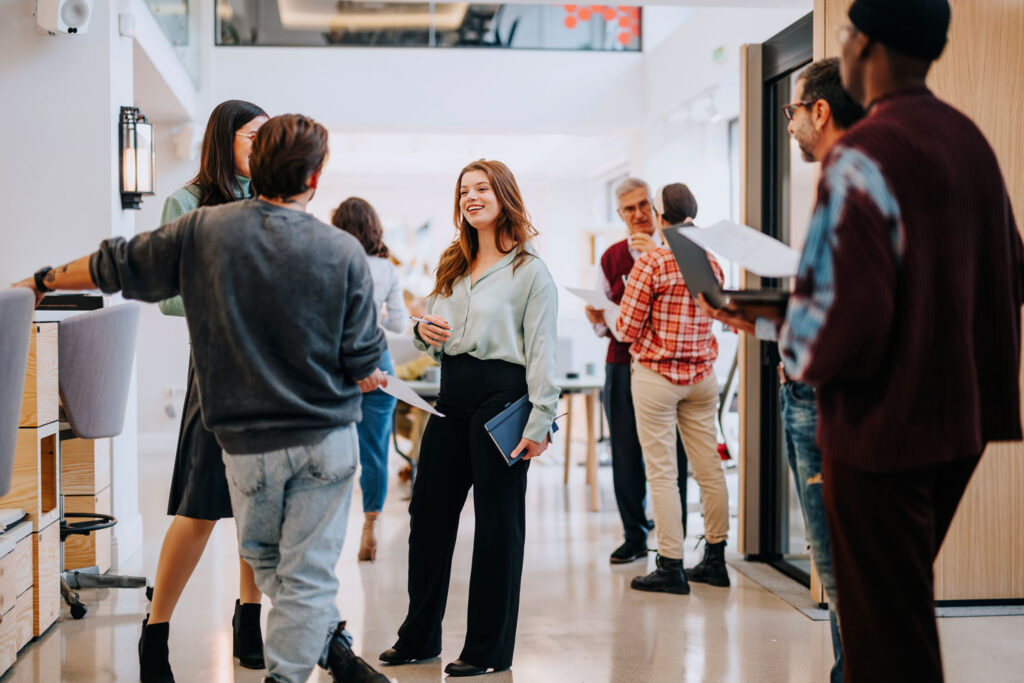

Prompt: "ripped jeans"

[780,381,844,683]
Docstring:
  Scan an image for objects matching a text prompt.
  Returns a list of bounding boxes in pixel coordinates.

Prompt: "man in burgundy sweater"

[584,177,688,564]
[775,1,1022,680]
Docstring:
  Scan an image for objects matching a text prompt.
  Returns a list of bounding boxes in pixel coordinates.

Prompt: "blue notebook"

[484,395,559,467]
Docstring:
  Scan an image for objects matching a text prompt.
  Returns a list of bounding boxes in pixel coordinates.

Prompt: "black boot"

[138,617,175,683]
[685,538,730,587]
[233,599,266,669]
[325,622,389,683]
[630,554,690,594]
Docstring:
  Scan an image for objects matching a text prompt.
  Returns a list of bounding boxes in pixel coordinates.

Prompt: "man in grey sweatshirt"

[15,114,390,683]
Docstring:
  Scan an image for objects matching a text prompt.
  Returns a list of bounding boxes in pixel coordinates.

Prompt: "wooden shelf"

[64,487,112,573]
[0,425,59,532]
[61,437,110,496]
[31,522,59,637]
[18,323,58,429]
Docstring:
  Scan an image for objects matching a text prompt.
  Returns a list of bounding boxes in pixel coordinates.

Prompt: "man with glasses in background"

[702,57,864,683]
[709,1,1022,679]
[584,177,689,565]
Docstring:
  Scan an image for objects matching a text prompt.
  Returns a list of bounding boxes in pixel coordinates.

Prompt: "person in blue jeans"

[699,58,863,683]
[780,377,843,683]
[331,197,408,561]
[18,114,392,683]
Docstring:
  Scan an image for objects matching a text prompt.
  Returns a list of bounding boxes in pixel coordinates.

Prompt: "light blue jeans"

[780,381,844,683]
[222,426,358,683]
[357,349,396,512]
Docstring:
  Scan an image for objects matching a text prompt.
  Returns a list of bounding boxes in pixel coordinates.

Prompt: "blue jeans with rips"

[357,349,396,512]
[222,425,358,683]
[780,380,844,683]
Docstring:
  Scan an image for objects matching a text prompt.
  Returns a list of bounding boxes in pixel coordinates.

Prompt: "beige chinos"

[630,360,728,559]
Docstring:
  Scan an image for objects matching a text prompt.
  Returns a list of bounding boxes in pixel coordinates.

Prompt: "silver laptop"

[662,225,789,309]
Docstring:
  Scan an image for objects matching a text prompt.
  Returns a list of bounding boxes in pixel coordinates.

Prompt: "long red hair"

[430,159,538,298]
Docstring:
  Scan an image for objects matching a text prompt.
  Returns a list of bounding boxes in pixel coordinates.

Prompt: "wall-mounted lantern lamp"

[119,106,155,210]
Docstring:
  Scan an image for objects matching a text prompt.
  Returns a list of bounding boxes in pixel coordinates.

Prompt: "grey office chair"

[0,289,35,497]
[56,302,147,618]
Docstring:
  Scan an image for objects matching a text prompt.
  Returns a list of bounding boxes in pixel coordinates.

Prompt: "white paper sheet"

[566,286,623,342]
[379,375,445,417]
[679,220,800,278]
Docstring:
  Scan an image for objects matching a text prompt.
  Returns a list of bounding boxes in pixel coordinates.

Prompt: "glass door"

[752,13,814,584]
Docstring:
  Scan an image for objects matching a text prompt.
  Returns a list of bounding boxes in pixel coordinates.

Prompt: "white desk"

[405,373,606,511]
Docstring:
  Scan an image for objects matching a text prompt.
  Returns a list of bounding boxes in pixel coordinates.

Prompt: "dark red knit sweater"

[600,239,635,365]
[782,88,1023,471]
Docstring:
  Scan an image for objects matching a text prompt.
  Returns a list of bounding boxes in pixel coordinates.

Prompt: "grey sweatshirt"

[89,198,386,454]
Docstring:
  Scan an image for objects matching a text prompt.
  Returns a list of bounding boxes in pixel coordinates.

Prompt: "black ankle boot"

[630,554,690,594]
[325,622,389,682]
[685,539,730,587]
[233,600,266,669]
[138,617,175,682]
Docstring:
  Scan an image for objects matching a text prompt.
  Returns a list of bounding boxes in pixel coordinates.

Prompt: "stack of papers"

[680,220,800,278]
[379,376,445,417]
[565,287,623,342]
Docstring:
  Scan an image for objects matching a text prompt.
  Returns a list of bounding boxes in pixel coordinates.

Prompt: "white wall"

[0,0,143,566]
[134,129,198,451]
[211,46,645,133]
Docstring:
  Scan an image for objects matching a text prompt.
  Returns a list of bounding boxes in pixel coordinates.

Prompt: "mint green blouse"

[157,176,252,317]
[414,249,560,443]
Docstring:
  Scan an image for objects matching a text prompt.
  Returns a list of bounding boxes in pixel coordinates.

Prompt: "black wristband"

[34,266,54,293]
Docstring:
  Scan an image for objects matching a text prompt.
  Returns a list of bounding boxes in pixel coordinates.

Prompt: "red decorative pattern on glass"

[561,4,640,46]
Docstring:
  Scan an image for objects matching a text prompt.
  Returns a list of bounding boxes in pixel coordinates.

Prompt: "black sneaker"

[630,555,690,594]
[324,622,389,683]
[609,540,648,564]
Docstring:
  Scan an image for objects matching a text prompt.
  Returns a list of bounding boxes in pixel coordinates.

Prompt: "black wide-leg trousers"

[396,354,530,669]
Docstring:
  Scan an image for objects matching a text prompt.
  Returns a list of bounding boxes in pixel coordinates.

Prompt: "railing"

[143,0,199,84]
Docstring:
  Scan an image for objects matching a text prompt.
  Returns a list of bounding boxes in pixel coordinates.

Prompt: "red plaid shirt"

[616,247,721,385]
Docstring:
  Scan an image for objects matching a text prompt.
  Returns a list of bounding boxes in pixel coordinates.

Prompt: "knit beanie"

[848,0,950,61]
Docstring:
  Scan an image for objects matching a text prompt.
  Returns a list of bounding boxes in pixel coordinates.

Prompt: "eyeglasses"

[619,199,651,217]
[235,132,258,141]
[782,101,815,121]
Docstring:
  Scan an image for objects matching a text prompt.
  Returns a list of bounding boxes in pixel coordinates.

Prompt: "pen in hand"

[409,315,450,330]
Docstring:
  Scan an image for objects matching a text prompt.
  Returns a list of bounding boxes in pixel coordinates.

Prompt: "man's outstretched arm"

[12,255,97,305]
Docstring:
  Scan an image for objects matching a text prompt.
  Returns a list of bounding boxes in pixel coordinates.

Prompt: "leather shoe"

[324,622,389,682]
[444,660,509,677]
[609,540,647,564]
[379,646,439,665]
[379,648,412,665]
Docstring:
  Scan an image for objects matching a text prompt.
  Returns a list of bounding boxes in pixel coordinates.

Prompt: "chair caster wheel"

[70,603,87,619]
[146,586,153,601]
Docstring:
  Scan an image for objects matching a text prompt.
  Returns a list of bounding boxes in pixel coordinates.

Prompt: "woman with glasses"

[139,99,269,683]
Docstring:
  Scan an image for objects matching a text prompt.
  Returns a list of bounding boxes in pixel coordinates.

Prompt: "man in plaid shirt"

[616,183,730,595]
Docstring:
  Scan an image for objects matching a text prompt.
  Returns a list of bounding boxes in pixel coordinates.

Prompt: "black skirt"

[165,354,233,520]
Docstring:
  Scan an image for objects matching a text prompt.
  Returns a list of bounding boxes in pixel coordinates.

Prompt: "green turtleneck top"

[157,175,253,316]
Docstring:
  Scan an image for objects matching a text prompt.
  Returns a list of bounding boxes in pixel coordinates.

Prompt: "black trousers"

[396,354,530,668]
[825,454,980,683]
[603,362,688,545]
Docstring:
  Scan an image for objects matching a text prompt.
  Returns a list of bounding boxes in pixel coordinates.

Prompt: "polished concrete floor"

[5,445,1024,682]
